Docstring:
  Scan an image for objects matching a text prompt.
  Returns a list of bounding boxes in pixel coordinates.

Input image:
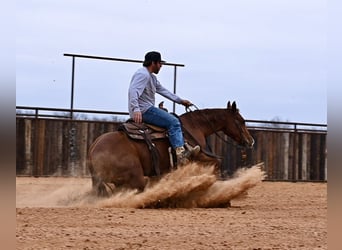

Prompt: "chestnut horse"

[87,101,254,196]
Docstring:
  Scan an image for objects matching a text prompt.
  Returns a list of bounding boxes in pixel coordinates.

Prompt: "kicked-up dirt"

[16,163,327,249]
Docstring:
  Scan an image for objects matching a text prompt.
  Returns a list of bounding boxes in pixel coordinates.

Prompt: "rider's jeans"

[142,106,184,148]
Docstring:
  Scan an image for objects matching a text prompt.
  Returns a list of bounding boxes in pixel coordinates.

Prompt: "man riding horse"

[128,51,200,165]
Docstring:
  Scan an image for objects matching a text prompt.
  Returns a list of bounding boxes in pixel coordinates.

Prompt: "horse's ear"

[232,101,237,112]
[227,101,231,109]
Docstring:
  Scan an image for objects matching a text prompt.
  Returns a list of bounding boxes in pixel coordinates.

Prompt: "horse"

[87,101,254,196]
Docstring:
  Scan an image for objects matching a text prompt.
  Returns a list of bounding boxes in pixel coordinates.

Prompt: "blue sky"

[16,0,327,123]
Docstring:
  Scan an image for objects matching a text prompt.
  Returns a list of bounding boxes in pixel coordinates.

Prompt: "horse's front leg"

[194,153,221,169]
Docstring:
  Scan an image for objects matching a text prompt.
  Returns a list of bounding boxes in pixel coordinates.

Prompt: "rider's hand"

[181,100,192,108]
[133,111,142,123]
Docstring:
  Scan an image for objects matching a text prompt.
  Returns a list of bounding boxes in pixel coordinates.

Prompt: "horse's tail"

[87,157,109,197]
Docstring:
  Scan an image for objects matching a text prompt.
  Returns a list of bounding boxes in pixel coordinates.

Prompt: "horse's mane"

[180,108,232,120]
[179,109,232,131]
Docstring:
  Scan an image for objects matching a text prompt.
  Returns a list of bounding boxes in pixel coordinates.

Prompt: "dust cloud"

[16,163,266,209]
[98,162,266,208]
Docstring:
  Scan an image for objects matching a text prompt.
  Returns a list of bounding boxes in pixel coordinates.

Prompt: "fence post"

[70,56,75,119]
[173,65,177,113]
[292,123,298,181]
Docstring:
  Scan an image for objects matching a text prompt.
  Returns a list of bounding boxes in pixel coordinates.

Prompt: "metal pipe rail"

[64,53,185,117]
[16,106,129,120]
[16,106,327,132]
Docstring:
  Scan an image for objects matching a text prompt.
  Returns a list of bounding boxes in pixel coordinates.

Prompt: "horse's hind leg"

[125,167,148,192]
[91,176,109,197]
[97,182,109,197]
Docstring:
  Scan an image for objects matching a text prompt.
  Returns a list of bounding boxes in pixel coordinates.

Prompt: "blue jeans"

[142,106,184,148]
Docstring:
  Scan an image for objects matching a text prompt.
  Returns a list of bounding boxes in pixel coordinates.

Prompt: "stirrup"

[177,153,190,166]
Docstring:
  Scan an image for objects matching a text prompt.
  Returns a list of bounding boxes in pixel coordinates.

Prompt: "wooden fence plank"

[79,122,89,176]
[301,134,308,180]
[24,119,33,175]
[36,120,45,176]
[283,132,289,180]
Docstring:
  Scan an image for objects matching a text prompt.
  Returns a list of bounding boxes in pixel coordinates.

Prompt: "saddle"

[118,120,168,141]
[118,120,169,176]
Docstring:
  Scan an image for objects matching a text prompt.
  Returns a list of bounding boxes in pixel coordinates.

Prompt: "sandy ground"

[16,164,327,250]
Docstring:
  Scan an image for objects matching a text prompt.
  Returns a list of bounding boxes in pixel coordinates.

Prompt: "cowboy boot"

[184,142,201,156]
[175,146,190,166]
[175,144,201,166]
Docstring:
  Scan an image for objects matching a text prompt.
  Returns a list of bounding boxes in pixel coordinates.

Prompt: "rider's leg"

[142,106,200,165]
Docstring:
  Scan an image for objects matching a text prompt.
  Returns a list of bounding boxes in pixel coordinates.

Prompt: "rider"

[128,51,200,165]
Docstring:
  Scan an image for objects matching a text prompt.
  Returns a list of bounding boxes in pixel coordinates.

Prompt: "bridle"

[184,104,250,169]
[185,104,247,149]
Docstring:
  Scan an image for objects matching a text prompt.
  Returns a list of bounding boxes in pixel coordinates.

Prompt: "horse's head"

[223,101,254,148]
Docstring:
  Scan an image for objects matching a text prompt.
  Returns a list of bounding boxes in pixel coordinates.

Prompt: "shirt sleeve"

[155,79,183,104]
[128,72,149,113]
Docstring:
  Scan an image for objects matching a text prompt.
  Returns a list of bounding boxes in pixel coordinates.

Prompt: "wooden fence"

[16,117,327,181]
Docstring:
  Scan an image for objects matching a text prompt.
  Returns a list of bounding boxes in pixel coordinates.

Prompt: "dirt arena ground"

[16,164,327,250]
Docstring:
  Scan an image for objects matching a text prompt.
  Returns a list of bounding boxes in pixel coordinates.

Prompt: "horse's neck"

[181,109,226,137]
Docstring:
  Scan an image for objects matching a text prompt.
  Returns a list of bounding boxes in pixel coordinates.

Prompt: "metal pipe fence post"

[173,65,177,113]
[70,56,75,119]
